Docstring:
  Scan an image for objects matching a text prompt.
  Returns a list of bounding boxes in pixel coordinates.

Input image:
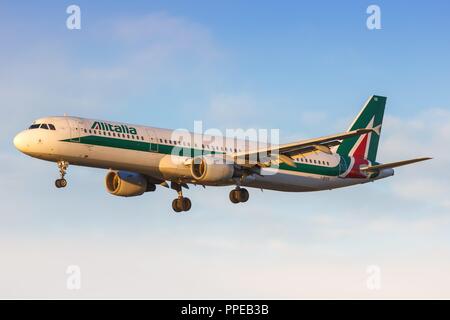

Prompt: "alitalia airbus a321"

[13,95,430,212]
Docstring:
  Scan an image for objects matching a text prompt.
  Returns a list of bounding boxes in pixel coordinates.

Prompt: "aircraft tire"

[238,188,249,202]
[229,190,240,204]
[172,199,182,212]
[182,197,192,211]
[59,179,67,188]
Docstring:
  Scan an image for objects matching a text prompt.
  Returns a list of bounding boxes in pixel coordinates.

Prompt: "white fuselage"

[13,116,394,192]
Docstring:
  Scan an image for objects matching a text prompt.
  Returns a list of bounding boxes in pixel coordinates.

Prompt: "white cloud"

[379,108,450,209]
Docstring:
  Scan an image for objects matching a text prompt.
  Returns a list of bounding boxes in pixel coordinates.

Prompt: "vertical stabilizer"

[336,95,386,162]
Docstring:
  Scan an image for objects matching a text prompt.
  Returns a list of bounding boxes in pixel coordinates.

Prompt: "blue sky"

[1,1,450,298]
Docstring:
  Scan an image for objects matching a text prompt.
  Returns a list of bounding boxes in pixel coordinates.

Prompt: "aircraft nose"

[13,131,28,153]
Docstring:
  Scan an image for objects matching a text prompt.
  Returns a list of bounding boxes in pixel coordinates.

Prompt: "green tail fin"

[336,95,386,162]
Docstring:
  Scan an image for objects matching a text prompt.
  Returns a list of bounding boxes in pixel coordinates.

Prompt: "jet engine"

[105,171,156,197]
[190,155,235,183]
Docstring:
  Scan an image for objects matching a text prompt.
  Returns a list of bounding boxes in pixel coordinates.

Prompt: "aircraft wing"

[361,157,432,172]
[233,128,374,167]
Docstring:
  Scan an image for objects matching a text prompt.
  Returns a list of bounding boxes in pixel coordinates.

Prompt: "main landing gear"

[55,160,69,188]
[171,182,192,213]
[172,197,192,213]
[229,187,249,204]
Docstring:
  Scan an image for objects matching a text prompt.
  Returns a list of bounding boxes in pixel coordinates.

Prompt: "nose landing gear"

[55,160,69,188]
[229,187,249,204]
[55,178,67,188]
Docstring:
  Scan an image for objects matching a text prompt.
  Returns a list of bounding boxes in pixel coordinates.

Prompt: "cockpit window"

[28,123,56,130]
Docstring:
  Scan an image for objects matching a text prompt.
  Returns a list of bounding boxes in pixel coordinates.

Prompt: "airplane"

[13,95,430,212]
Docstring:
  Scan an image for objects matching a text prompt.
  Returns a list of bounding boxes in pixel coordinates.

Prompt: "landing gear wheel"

[229,188,249,203]
[59,178,67,188]
[172,199,182,212]
[238,188,249,202]
[55,161,69,189]
[172,197,192,212]
[229,190,240,203]
[170,182,192,213]
[55,179,67,188]
[181,197,192,211]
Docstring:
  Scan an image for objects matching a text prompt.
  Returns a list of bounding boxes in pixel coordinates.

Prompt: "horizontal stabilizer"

[361,157,432,172]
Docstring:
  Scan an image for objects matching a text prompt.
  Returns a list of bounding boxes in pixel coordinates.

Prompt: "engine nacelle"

[105,171,155,197]
[191,155,235,183]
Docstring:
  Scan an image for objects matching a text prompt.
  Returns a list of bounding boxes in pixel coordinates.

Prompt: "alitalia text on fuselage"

[91,121,138,135]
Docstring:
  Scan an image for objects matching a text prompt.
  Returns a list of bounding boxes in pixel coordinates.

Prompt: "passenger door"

[66,118,83,143]
[338,155,349,177]
[146,128,159,152]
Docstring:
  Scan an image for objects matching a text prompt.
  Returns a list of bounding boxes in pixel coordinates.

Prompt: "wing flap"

[234,128,373,167]
[271,128,372,155]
